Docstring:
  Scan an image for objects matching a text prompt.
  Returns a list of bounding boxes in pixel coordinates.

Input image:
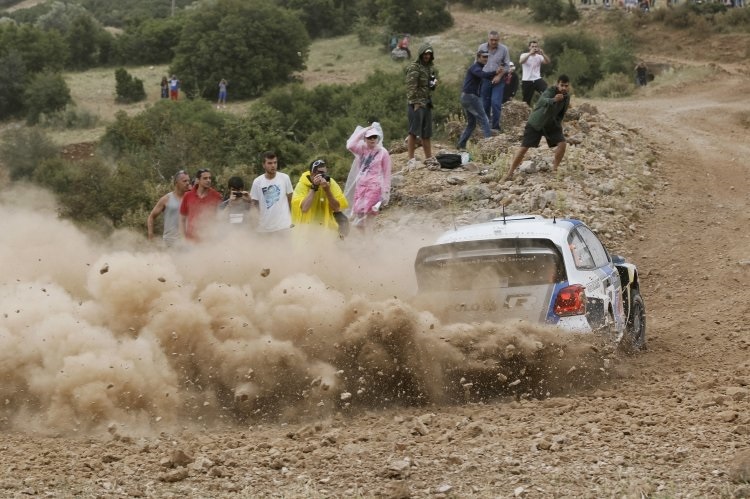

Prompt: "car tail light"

[554,284,586,316]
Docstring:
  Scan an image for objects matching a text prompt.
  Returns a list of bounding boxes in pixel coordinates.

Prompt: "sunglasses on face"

[311,159,326,169]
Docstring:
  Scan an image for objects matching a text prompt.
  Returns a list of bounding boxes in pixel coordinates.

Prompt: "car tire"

[621,289,646,353]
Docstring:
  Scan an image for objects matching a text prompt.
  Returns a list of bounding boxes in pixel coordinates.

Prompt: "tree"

[113,16,184,65]
[114,68,146,103]
[0,50,27,118]
[66,14,99,69]
[24,71,72,124]
[375,0,453,34]
[170,0,310,99]
[0,23,68,73]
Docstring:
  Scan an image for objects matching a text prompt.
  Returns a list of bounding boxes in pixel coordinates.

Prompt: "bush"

[0,127,58,180]
[170,0,310,100]
[529,0,578,23]
[38,105,99,129]
[24,70,72,124]
[114,67,146,103]
[588,73,634,99]
[543,31,601,89]
[599,37,635,76]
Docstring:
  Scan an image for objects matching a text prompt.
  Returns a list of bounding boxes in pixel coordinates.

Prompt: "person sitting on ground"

[291,159,348,235]
[502,74,571,181]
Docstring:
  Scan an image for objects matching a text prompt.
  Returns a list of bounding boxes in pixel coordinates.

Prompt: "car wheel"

[621,289,646,353]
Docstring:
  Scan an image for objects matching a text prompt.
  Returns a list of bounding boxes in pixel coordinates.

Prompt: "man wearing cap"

[250,151,294,234]
[503,62,519,104]
[457,49,494,150]
[291,159,348,234]
[519,41,551,106]
[477,30,511,131]
[179,168,223,242]
[405,43,438,169]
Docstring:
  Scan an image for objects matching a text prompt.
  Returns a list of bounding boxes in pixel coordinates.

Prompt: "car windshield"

[415,239,565,292]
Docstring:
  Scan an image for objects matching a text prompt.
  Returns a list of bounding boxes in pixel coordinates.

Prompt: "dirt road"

[2,13,750,499]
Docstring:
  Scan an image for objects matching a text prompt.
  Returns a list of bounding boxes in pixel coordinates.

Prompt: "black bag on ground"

[435,153,462,169]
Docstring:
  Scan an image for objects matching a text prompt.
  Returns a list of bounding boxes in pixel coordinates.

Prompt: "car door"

[572,226,624,332]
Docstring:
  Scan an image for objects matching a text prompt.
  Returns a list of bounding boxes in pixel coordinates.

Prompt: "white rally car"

[414,215,646,351]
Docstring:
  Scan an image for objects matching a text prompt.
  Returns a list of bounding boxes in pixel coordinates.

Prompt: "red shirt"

[179,187,222,241]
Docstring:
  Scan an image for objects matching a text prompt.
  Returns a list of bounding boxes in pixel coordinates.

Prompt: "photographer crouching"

[291,159,349,237]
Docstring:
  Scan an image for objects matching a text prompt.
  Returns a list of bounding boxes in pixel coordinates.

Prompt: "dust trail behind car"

[0,189,616,435]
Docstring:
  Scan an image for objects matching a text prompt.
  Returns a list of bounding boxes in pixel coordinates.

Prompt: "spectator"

[635,61,648,87]
[160,76,169,99]
[179,168,222,241]
[503,62,519,103]
[502,75,571,181]
[250,151,294,234]
[291,159,348,235]
[217,79,227,108]
[147,169,191,247]
[405,43,438,170]
[344,122,392,233]
[457,49,494,150]
[219,176,251,225]
[477,30,511,131]
[519,41,551,106]
[169,75,180,101]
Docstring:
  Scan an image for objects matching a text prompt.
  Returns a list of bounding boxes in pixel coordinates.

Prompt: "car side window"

[568,230,596,270]
[575,226,611,268]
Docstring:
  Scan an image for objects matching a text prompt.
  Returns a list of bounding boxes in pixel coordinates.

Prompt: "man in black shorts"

[502,74,570,181]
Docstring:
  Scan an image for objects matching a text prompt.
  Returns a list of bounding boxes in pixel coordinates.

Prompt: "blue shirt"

[461,61,493,96]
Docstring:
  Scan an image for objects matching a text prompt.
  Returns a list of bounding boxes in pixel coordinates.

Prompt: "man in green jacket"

[503,74,570,181]
[405,43,438,169]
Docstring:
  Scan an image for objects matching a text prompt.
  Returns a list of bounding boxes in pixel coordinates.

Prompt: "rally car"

[413,214,646,351]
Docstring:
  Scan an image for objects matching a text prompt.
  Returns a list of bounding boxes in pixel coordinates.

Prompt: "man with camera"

[250,151,294,234]
[220,176,252,226]
[405,43,438,170]
[519,40,551,106]
[502,75,571,182]
[291,159,348,235]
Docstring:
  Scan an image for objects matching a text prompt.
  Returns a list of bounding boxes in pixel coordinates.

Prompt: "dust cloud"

[0,188,614,435]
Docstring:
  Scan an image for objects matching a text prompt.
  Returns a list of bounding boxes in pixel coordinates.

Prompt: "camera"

[428,73,438,90]
[233,191,243,198]
[320,174,331,182]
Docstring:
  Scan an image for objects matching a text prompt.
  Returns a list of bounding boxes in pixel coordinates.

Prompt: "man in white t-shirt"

[519,40,551,107]
[250,151,294,233]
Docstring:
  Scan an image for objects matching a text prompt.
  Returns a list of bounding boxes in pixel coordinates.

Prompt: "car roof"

[431,215,583,246]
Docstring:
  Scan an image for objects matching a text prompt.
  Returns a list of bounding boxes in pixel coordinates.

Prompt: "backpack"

[436,153,463,169]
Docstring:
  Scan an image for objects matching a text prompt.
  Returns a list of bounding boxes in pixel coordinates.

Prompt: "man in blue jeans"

[477,30,511,131]
[457,49,494,150]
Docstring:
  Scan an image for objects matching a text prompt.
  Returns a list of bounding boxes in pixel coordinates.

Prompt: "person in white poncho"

[343,122,392,233]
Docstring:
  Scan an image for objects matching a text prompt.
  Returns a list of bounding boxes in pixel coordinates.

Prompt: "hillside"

[1,5,750,498]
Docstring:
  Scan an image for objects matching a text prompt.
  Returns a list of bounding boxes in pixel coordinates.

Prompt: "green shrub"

[599,37,635,76]
[24,70,72,125]
[544,31,601,89]
[38,105,99,129]
[529,0,563,23]
[0,127,58,180]
[114,67,146,103]
[589,72,634,99]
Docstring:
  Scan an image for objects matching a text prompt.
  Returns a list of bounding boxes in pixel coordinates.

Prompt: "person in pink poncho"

[343,122,392,233]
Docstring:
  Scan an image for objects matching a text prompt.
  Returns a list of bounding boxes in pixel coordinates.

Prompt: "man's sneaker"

[423,156,441,170]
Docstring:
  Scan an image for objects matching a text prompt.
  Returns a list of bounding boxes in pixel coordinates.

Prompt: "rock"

[169,449,195,467]
[385,458,411,479]
[159,468,189,483]
[730,450,750,484]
